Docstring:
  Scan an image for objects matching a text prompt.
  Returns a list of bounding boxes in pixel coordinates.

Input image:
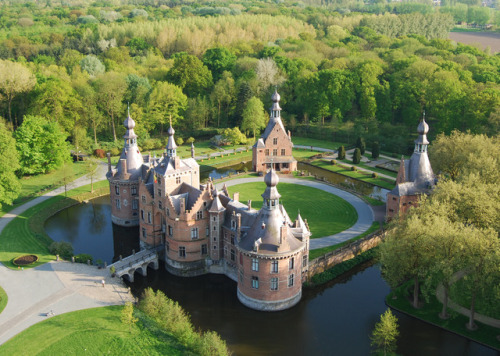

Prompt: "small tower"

[209,189,226,262]
[166,116,177,158]
[191,142,195,159]
[107,108,144,226]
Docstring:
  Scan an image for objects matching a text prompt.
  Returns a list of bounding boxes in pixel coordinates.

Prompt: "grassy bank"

[0,306,194,355]
[0,180,109,269]
[387,282,500,351]
[0,285,7,314]
[228,182,358,238]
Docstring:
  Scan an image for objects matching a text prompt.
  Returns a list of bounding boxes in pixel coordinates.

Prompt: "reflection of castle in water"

[111,223,140,264]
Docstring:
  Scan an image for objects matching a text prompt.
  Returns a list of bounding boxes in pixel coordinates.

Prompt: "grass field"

[0,306,193,356]
[0,180,109,269]
[0,285,7,314]
[292,137,344,150]
[0,162,89,218]
[228,182,358,238]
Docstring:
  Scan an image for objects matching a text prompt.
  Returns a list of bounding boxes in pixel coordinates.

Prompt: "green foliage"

[202,47,236,82]
[241,96,267,139]
[337,145,346,160]
[352,148,362,164]
[167,53,213,96]
[176,137,184,146]
[186,137,195,144]
[49,241,73,259]
[74,253,93,264]
[356,137,366,155]
[372,141,380,159]
[222,127,247,145]
[330,159,336,165]
[121,302,139,333]
[15,115,70,175]
[371,309,399,356]
[80,55,105,77]
[372,172,378,178]
[0,120,21,209]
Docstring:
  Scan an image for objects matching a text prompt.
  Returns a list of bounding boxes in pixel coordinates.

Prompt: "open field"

[228,182,358,238]
[449,31,500,53]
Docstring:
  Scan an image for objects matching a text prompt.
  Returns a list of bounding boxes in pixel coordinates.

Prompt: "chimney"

[107,153,112,172]
[233,192,239,202]
[236,213,241,243]
[247,200,252,210]
[280,222,287,245]
[180,197,185,214]
[119,159,127,175]
[175,156,180,169]
[288,130,291,139]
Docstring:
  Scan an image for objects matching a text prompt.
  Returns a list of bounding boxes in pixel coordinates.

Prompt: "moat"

[44,196,497,355]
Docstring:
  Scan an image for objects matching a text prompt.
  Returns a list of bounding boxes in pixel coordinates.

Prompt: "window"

[115,185,120,195]
[166,241,169,252]
[302,255,307,268]
[131,186,137,195]
[141,210,144,221]
[166,208,170,217]
[230,249,235,261]
[132,200,138,210]
[191,228,199,239]
[147,212,151,224]
[196,211,203,220]
[157,176,161,184]
[168,225,173,236]
[176,176,181,184]
[271,261,278,273]
[252,276,259,289]
[240,271,244,283]
[142,195,146,203]
[265,149,269,156]
[230,234,235,245]
[273,138,278,145]
[271,277,278,291]
[158,201,163,210]
[223,246,227,258]
[141,228,146,238]
[115,199,121,209]
[288,274,294,287]
[231,220,236,230]
[289,257,294,270]
[157,189,162,197]
[206,226,210,236]
[179,246,186,258]
[281,149,286,156]
[201,244,207,255]
[252,258,259,271]
[392,197,397,201]
[273,149,278,156]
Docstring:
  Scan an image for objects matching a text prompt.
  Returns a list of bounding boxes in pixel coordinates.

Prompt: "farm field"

[449,31,500,53]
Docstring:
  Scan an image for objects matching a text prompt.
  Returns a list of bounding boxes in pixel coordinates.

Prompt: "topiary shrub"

[372,172,378,178]
[351,166,357,171]
[49,241,74,260]
[356,137,366,155]
[352,148,361,164]
[186,137,195,144]
[176,137,184,146]
[337,145,345,160]
[74,253,93,264]
[110,147,121,156]
[372,141,380,159]
[331,159,336,165]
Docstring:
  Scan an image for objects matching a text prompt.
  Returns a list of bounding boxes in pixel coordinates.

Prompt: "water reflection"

[200,161,252,181]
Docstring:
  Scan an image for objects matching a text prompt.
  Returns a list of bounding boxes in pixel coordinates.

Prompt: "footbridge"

[109,246,163,282]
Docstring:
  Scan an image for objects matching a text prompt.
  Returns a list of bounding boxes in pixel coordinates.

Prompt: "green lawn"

[0,162,89,218]
[292,136,344,150]
[0,285,7,314]
[0,180,109,269]
[309,222,381,260]
[198,150,252,170]
[228,182,358,238]
[312,160,395,190]
[0,306,193,356]
[387,281,500,351]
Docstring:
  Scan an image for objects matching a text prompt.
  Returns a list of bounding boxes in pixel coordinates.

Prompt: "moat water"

[44,196,498,355]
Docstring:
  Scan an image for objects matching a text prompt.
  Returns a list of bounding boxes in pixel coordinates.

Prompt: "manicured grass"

[350,159,398,179]
[198,150,252,170]
[0,180,109,269]
[292,148,324,160]
[292,136,344,150]
[0,306,193,355]
[0,162,89,217]
[450,278,500,320]
[0,285,7,314]
[387,281,500,351]
[312,160,395,190]
[228,182,358,238]
[309,222,381,260]
[362,196,385,206]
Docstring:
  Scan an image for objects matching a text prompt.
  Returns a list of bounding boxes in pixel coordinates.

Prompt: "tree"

[371,309,399,356]
[74,82,103,145]
[337,145,346,160]
[202,47,236,82]
[80,55,105,77]
[85,158,100,193]
[356,137,366,155]
[0,120,21,209]
[94,72,127,141]
[147,81,187,135]
[166,53,213,96]
[372,141,380,159]
[211,72,236,127]
[256,57,285,92]
[222,127,247,146]
[15,115,70,175]
[0,60,36,125]
[121,302,138,333]
[241,96,267,139]
[352,148,362,164]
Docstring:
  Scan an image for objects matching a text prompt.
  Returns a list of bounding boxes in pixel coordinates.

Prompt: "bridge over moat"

[109,246,163,282]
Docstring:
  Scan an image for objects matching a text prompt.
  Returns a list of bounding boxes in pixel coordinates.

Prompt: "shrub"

[351,166,357,171]
[186,137,195,144]
[142,138,161,151]
[196,331,229,356]
[110,147,121,156]
[337,145,346,160]
[331,159,336,165]
[372,172,378,178]
[356,137,366,155]
[352,148,361,164]
[176,137,184,146]
[49,241,73,259]
[372,141,380,159]
[94,149,106,158]
[74,253,93,264]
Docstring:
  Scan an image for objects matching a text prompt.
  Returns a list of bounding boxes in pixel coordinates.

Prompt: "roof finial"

[169,114,172,127]
[422,110,426,121]
[127,102,130,117]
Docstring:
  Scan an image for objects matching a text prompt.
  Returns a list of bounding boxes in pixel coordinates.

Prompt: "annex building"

[386,115,436,219]
[107,97,310,311]
[252,90,297,173]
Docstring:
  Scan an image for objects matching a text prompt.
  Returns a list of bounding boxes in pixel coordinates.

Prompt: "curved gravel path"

[217,177,375,249]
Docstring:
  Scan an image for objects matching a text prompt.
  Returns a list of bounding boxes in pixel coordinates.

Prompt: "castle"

[386,115,436,219]
[107,92,310,311]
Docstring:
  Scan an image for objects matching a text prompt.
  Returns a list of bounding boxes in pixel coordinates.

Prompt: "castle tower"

[236,169,309,311]
[252,90,297,173]
[107,108,144,226]
[209,189,226,262]
[386,114,435,220]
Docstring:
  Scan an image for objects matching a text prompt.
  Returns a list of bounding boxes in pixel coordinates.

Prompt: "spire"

[118,107,143,174]
[270,88,282,119]
[166,115,177,158]
[262,168,281,210]
[191,142,195,158]
[414,111,429,153]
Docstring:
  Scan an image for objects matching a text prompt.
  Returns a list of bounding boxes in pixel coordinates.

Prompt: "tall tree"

[147,81,187,135]
[0,120,21,209]
[166,53,213,96]
[371,309,399,356]
[210,72,236,128]
[0,60,36,125]
[202,47,236,82]
[94,72,127,141]
[241,96,267,139]
[74,82,103,146]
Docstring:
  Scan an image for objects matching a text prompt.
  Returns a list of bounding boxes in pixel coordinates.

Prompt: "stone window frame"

[115,185,120,195]
[251,276,259,289]
[230,249,235,261]
[273,149,278,156]
[288,274,294,287]
[273,137,278,145]
[270,277,278,291]
[115,199,121,209]
[251,258,259,272]
[158,201,163,210]
[147,212,152,224]
[201,244,207,255]
[196,210,203,220]
[281,148,286,156]
[265,149,269,156]
[132,199,138,210]
[141,195,146,203]
[176,176,181,184]
[141,228,146,238]
[289,257,294,270]
[271,260,278,273]
[302,255,307,268]
[179,246,186,258]
[157,188,162,197]
[168,225,173,236]
[191,227,199,240]
[131,186,137,196]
